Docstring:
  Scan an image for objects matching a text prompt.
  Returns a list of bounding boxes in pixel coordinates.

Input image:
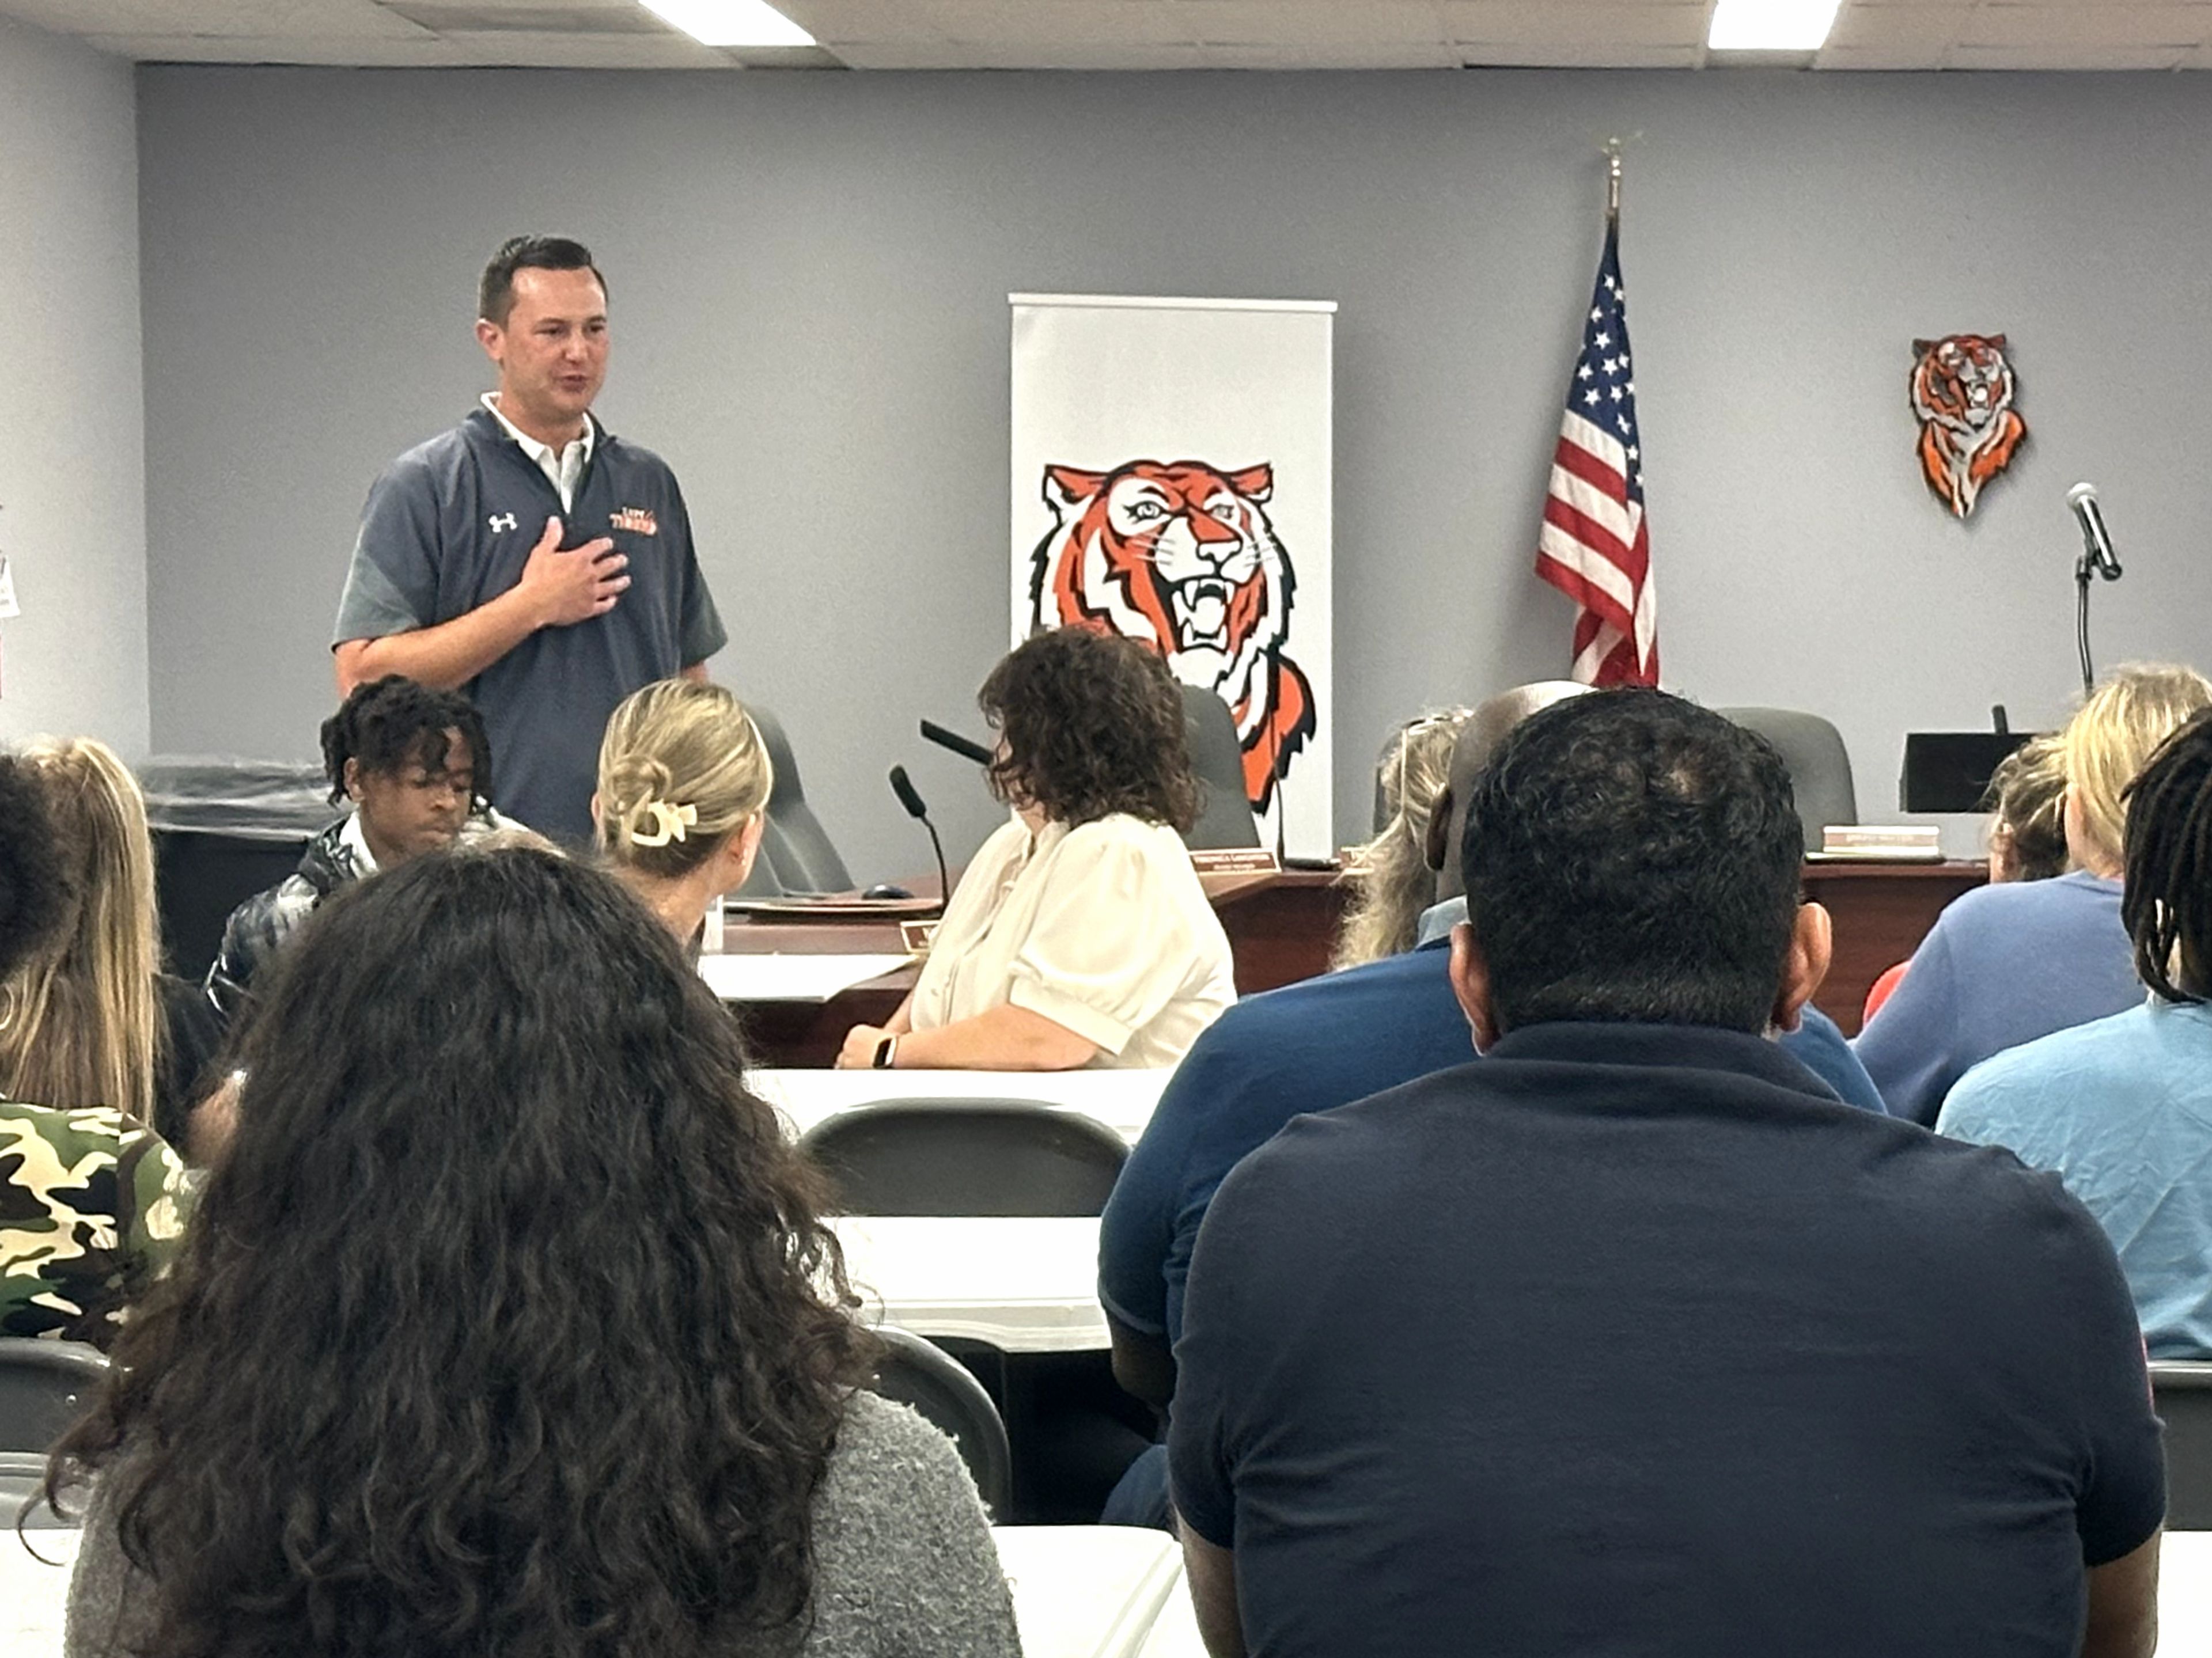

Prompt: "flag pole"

[1603,136,1624,223]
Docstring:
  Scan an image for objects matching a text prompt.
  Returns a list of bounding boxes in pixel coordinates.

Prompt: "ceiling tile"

[1961,3,2212,48]
[1456,39,1702,66]
[910,1,1194,48]
[1824,2,1975,51]
[5,0,433,37]
[1442,1,1706,49]
[82,29,461,60]
[1202,39,1464,65]
[777,0,940,44]
[832,37,1213,67]
[441,25,731,62]
[1813,42,1948,67]
[1176,1,1449,47]
[1949,40,2191,66]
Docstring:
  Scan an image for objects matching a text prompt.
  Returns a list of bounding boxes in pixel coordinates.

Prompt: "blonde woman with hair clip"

[594,678,771,946]
[1859,661,2212,1125]
[1331,709,1474,970]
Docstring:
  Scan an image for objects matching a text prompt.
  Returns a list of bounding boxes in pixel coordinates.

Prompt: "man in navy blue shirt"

[1171,689,2164,1658]
[332,236,726,841]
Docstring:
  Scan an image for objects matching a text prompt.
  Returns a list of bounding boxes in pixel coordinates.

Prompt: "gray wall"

[137,66,2212,879]
[0,17,146,754]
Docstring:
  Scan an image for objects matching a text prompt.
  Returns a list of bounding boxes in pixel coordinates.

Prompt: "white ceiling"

[7,0,2212,72]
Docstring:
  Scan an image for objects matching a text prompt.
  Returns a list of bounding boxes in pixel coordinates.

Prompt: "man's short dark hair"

[1460,688,1804,1034]
[478,235,605,327]
[320,677,492,809]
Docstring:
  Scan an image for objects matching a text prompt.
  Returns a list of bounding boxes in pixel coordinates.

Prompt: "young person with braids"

[204,674,511,1026]
[1940,705,2212,1358]
[0,750,190,1348]
[594,678,768,947]
[51,846,1020,1658]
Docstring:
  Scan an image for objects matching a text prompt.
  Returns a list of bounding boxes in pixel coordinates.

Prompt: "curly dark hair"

[320,675,492,809]
[0,753,69,978]
[2121,706,2212,1003]
[1462,689,1805,1034]
[979,627,1200,831]
[48,847,876,1658]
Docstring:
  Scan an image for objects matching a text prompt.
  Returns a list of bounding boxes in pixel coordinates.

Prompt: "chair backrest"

[2152,1359,2212,1530]
[743,705,854,896]
[0,1339,110,1456]
[798,1101,1130,1217]
[1715,707,1860,854]
[1181,687,1261,851]
[864,1327,1013,1517]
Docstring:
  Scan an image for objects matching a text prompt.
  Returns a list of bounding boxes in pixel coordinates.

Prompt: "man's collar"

[479,392,596,462]
[1484,1020,1836,1099]
[1415,893,1466,948]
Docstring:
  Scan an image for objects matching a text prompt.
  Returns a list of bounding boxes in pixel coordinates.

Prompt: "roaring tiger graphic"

[1029,460,1315,820]
[1911,333,2027,518]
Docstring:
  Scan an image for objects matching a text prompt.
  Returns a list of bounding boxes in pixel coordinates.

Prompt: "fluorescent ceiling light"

[639,0,815,48]
[1707,0,1841,51]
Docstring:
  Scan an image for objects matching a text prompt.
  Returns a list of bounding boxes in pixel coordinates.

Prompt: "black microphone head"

[888,765,929,820]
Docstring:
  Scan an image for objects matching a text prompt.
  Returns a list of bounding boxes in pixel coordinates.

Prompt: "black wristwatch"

[872,1035,898,1069]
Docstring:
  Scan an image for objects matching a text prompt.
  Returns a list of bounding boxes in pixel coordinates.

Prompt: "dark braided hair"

[2120,706,2212,1003]
[320,676,492,809]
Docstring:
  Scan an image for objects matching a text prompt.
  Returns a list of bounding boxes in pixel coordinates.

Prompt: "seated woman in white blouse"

[836,628,1236,1072]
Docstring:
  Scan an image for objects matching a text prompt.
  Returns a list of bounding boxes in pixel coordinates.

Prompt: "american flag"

[1536,223,1658,686]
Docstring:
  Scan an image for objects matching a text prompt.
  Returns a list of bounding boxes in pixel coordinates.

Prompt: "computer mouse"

[861,883,914,901]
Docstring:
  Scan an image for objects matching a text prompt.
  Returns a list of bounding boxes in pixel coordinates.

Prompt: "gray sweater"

[65,1390,1022,1657]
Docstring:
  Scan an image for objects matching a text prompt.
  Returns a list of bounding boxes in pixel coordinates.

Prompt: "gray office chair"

[1717,707,1859,854]
[1,1452,72,1530]
[2152,1359,2212,1530]
[865,1326,1013,1518]
[0,1338,109,1455]
[734,705,855,897]
[1181,686,1262,851]
[798,1100,1129,1217]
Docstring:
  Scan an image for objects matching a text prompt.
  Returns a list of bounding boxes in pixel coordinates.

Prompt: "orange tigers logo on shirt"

[1028,459,1316,820]
[1911,334,2027,519]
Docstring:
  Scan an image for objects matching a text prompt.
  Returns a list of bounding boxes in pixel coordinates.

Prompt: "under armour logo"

[487,513,518,533]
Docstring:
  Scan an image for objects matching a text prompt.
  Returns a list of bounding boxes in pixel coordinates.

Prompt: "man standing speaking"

[332,236,726,842]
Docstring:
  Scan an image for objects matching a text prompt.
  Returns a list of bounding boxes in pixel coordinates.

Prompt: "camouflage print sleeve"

[0,1105,193,1350]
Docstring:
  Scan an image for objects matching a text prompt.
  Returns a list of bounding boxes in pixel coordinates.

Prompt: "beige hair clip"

[631,800,698,848]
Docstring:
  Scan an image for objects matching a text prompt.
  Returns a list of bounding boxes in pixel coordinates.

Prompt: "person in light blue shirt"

[1859,663,2212,1124]
[1938,707,2212,1357]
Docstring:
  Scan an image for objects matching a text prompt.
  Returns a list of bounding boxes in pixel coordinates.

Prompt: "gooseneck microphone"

[2067,483,2126,696]
[919,719,993,767]
[2068,483,2123,581]
[888,766,950,916]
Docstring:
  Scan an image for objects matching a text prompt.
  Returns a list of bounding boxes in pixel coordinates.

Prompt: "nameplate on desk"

[899,920,940,956]
[1189,847,1282,875]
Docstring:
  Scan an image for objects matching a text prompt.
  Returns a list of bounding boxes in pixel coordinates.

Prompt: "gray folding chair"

[865,1326,1014,1517]
[0,1338,109,1455]
[2152,1359,2212,1530]
[798,1099,1128,1217]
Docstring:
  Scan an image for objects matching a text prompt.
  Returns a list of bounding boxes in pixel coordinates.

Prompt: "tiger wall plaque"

[1910,333,2027,519]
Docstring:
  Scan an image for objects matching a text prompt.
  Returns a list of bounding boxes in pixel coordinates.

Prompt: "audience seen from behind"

[1857,661,2212,1122]
[1169,689,2163,1658]
[1329,706,1471,970]
[203,674,509,1027]
[836,625,1234,1072]
[51,847,1019,1658]
[1863,731,2071,1022]
[0,752,190,1350]
[1096,685,1890,1531]
[594,677,770,946]
[1940,705,2212,1357]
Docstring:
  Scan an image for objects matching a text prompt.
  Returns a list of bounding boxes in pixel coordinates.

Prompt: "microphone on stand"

[888,766,950,916]
[2067,483,2125,696]
[2068,483,2123,581]
[919,719,993,767]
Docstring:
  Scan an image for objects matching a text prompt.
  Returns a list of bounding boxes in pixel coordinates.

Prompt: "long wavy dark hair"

[980,626,1200,830]
[48,846,875,1658]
